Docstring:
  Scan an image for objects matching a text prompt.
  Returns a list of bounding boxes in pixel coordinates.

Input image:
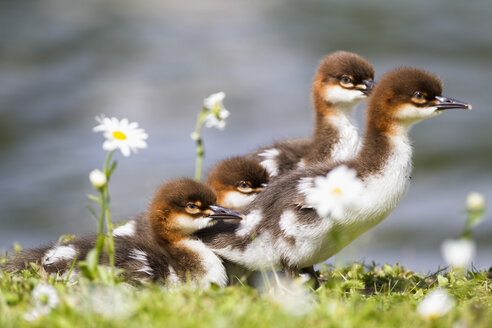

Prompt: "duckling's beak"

[361,80,376,95]
[435,96,472,110]
[208,205,243,220]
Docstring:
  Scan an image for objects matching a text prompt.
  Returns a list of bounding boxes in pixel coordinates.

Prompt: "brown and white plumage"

[5,179,242,287]
[197,67,471,273]
[248,51,375,179]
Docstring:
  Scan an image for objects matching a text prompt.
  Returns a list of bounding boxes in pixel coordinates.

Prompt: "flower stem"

[103,185,115,270]
[103,151,115,271]
[103,150,114,174]
[193,108,207,182]
[461,209,485,239]
[90,150,116,277]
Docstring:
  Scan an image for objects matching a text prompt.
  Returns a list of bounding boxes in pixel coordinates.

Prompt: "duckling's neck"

[151,224,186,244]
[348,109,413,183]
[304,105,359,165]
[353,104,411,173]
[152,227,228,288]
[153,230,198,258]
[148,212,229,284]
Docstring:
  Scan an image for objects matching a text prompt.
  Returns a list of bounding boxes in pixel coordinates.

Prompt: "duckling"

[6,179,241,287]
[205,157,321,287]
[249,51,375,178]
[197,67,471,273]
[202,52,374,285]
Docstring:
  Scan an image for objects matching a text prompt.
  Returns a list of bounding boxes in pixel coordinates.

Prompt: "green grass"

[1,260,490,328]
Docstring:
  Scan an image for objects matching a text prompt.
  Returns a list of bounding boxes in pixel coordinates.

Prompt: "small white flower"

[89,169,107,188]
[32,284,59,309]
[203,92,229,130]
[190,132,200,141]
[203,91,226,111]
[24,308,47,322]
[25,284,59,321]
[93,116,148,157]
[466,192,485,212]
[81,285,136,319]
[266,278,314,316]
[417,288,455,320]
[301,165,363,219]
[441,238,476,269]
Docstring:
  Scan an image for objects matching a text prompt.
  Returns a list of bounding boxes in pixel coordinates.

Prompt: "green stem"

[195,138,204,182]
[461,209,485,239]
[104,150,115,174]
[103,185,115,270]
[92,162,109,268]
[194,108,207,182]
[103,150,115,272]
[90,150,116,277]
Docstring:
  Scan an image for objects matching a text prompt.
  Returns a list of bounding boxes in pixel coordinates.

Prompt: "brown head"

[366,67,471,135]
[148,178,242,243]
[313,51,375,116]
[206,157,269,211]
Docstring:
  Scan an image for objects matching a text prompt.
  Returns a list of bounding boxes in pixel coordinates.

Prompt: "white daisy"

[81,285,136,320]
[441,238,476,269]
[89,169,107,188]
[300,165,363,220]
[25,284,60,321]
[466,192,485,212]
[203,92,229,130]
[93,116,148,157]
[417,289,454,320]
[32,284,59,309]
[265,278,314,316]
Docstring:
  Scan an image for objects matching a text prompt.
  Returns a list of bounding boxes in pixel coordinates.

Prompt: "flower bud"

[466,192,485,212]
[417,289,454,320]
[190,132,200,141]
[89,169,107,188]
[441,238,475,268]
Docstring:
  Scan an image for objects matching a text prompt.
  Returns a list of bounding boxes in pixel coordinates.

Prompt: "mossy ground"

[1,258,490,328]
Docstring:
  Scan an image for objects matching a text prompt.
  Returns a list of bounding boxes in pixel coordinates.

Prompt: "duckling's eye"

[341,76,351,83]
[412,92,427,104]
[185,202,200,214]
[340,76,354,88]
[237,181,253,193]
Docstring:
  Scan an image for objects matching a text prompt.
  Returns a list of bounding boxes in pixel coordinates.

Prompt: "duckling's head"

[148,179,242,241]
[207,157,269,211]
[367,67,471,133]
[313,51,375,113]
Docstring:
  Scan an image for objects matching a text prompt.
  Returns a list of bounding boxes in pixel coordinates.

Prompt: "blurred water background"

[0,0,490,272]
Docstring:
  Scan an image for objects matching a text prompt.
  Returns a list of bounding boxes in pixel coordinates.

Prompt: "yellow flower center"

[427,314,440,320]
[331,187,342,195]
[212,105,221,116]
[113,131,127,140]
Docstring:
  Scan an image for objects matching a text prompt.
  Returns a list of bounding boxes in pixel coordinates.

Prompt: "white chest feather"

[357,135,413,223]
[311,135,413,264]
[179,239,227,288]
[328,115,360,162]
